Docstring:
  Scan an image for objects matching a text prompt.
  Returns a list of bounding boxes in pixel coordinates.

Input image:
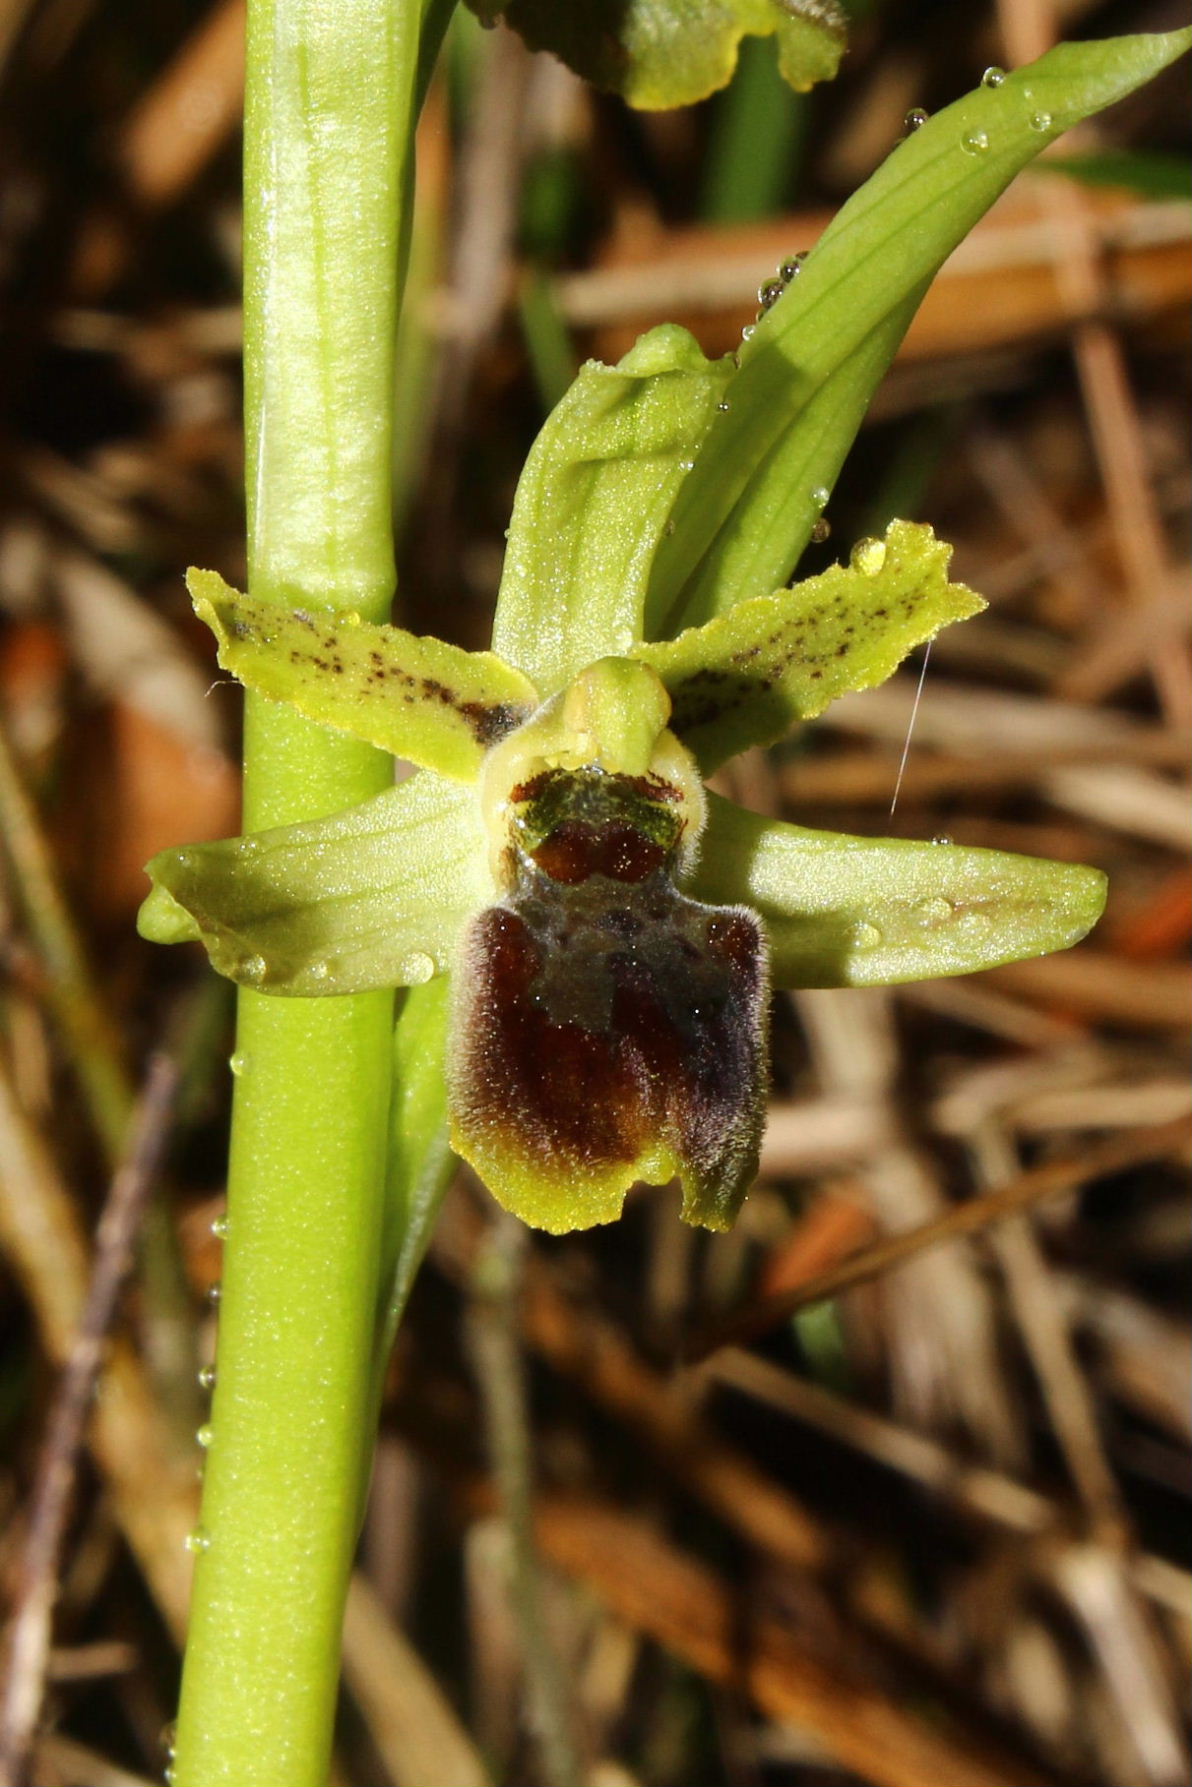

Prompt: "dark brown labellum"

[450,767,768,1233]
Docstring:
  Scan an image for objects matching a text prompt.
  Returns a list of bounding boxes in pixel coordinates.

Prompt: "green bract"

[135,32,1192,1233]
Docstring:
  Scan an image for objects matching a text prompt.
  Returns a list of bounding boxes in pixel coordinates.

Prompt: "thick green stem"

[171,3,430,1782]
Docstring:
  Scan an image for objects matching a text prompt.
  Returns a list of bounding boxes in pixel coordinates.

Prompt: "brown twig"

[685,1116,1192,1361]
[536,1497,1058,1787]
[0,1054,179,1787]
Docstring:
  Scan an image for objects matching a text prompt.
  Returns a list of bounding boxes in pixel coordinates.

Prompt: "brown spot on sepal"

[449,866,769,1234]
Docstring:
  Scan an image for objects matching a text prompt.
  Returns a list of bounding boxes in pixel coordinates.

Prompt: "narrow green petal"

[491,325,734,695]
[647,28,1192,629]
[689,794,1107,988]
[137,772,491,995]
[636,520,983,772]
[189,568,536,781]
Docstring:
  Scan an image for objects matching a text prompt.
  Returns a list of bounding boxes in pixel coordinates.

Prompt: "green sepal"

[637,520,983,773]
[188,568,537,781]
[466,0,846,109]
[647,28,1192,630]
[689,793,1107,988]
[491,325,734,695]
[137,772,491,995]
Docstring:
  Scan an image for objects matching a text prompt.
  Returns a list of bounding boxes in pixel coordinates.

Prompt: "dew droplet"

[931,834,953,847]
[1029,110,1052,132]
[161,1721,177,1762]
[664,518,676,535]
[855,922,883,950]
[757,278,785,312]
[174,850,191,869]
[211,1212,228,1240]
[981,66,1006,87]
[918,896,954,925]
[904,107,929,132]
[811,517,831,543]
[165,1769,176,1785]
[961,129,990,156]
[850,537,887,576]
[184,1526,211,1554]
[780,252,807,281]
[716,399,730,412]
[810,485,830,510]
[196,1422,215,1449]
[228,1050,248,1077]
[239,954,268,985]
[400,952,435,986]
[958,908,992,932]
[198,1363,217,1391]
[740,324,756,342]
[342,609,362,627]
[206,1282,222,1308]
[307,958,331,983]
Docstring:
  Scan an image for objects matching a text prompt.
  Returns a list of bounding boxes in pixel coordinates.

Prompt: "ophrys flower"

[140,326,1105,1233]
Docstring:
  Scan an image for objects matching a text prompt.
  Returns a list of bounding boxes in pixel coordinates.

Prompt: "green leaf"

[492,325,734,694]
[138,772,491,995]
[688,794,1107,987]
[467,0,846,109]
[189,568,536,782]
[636,520,982,772]
[646,27,1192,632]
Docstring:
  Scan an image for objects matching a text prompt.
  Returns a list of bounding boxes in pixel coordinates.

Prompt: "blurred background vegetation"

[0,1,1188,1784]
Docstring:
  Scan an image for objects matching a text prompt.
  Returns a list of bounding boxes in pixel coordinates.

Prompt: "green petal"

[646,28,1192,631]
[467,0,846,110]
[137,772,491,995]
[636,520,983,773]
[189,568,536,781]
[491,325,734,695]
[689,794,1107,988]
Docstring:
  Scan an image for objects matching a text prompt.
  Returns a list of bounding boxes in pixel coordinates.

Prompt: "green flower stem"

[172,3,450,1783]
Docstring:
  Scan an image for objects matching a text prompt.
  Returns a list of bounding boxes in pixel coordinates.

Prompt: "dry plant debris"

[0,1,1188,1784]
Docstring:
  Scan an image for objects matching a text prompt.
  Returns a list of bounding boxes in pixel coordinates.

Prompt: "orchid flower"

[139,322,1105,1235]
